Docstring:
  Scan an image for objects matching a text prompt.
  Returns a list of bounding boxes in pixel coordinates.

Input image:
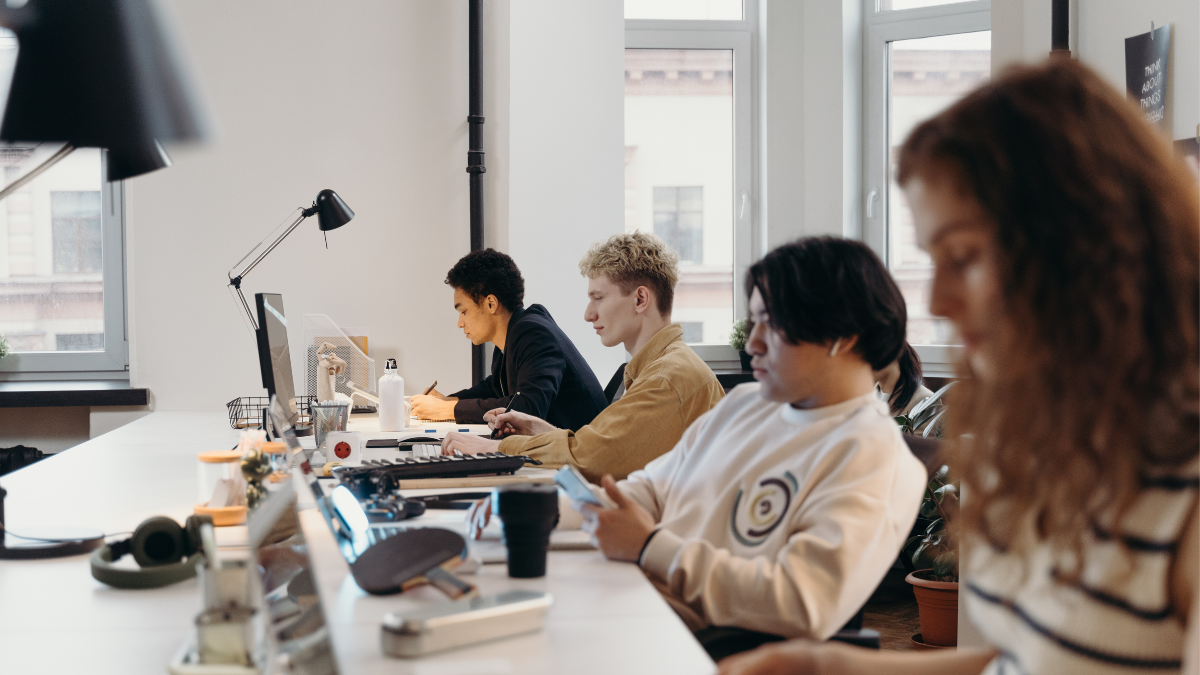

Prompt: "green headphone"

[90,514,210,589]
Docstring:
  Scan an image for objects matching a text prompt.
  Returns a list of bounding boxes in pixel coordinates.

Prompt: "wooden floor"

[862,569,923,651]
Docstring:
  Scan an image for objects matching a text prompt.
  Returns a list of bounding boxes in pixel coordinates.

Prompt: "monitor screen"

[256,293,298,425]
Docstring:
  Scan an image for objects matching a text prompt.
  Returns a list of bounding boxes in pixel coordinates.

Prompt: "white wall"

[994,0,1198,142]
[129,1,475,410]
[760,0,863,250]
[1077,1,1198,141]
[505,0,626,382]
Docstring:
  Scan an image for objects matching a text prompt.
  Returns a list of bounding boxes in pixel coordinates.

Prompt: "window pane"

[888,31,990,346]
[0,148,106,353]
[626,49,734,345]
[881,0,977,11]
[625,0,742,20]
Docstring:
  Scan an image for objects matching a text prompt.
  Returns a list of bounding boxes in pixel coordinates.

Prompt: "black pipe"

[1050,0,1069,55]
[467,0,486,384]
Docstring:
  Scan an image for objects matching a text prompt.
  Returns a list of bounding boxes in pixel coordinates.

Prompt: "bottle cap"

[386,358,397,370]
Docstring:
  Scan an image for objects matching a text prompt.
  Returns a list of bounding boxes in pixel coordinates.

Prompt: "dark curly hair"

[746,236,906,371]
[445,249,525,312]
[898,59,1199,564]
[889,341,924,416]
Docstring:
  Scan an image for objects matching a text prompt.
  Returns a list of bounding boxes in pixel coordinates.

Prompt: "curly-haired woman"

[718,58,1199,675]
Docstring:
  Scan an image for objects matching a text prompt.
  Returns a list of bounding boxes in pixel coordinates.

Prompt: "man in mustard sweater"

[439,231,724,482]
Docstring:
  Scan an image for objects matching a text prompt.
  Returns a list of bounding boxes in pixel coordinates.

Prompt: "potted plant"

[895,381,955,438]
[905,464,959,648]
[0,334,8,360]
[729,320,751,371]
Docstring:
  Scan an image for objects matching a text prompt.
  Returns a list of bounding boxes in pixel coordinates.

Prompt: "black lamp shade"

[315,189,354,231]
[106,140,172,181]
[0,0,207,148]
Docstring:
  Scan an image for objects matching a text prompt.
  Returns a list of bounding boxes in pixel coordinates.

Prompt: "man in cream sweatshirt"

[579,237,927,641]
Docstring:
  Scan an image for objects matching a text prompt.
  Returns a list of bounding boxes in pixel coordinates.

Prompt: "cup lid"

[198,450,242,464]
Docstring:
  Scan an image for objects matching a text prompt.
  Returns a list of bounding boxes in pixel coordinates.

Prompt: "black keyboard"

[333,453,540,499]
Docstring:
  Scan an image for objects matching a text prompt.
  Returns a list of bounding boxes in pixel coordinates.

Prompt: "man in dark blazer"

[409,249,607,431]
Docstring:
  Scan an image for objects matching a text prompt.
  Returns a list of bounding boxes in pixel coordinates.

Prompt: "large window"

[864,1,989,374]
[625,1,754,354]
[0,27,127,374]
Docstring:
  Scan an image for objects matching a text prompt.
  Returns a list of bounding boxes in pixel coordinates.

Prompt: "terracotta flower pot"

[906,569,959,647]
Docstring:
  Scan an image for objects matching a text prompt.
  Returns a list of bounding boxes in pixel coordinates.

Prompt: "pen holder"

[199,560,252,611]
[195,606,256,666]
[311,402,349,455]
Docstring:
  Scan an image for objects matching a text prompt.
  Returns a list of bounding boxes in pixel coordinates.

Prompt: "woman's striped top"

[966,458,1199,675]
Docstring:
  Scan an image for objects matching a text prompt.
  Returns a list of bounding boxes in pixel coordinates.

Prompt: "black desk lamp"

[0,0,205,560]
[227,189,355,330]
[0,0,206,186]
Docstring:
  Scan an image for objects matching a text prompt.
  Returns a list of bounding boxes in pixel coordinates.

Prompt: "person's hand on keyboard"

[483,409,557,438]
[440,432,502,456]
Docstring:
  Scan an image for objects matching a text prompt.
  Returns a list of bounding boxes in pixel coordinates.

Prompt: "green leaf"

[933,550,958,580]
[925,517,944,535]
[912,542,929,568]
[920,500,940,518]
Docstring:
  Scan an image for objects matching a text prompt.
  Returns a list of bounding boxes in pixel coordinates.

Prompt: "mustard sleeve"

[497,377,685,483]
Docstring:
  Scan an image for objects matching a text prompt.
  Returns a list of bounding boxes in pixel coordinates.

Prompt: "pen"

[422,380,437,396]
[490,391,522,439]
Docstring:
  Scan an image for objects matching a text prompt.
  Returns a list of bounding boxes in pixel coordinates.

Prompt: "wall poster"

[1125,23,1171,130]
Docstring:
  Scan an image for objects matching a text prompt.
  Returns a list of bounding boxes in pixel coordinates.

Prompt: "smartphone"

[553,465,615,509]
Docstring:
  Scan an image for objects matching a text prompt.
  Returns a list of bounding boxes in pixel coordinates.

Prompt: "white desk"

[0,412,714,674]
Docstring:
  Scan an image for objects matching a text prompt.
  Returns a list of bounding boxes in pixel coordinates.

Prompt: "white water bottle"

[378,358,406,432]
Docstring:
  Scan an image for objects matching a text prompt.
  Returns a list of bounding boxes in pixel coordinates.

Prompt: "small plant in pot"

[905,464,959,648]
[729,320,751,371]
[0,334,8,360]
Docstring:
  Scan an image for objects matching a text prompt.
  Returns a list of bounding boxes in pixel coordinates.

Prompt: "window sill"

[0,380,148,408]
[710,368,754,391]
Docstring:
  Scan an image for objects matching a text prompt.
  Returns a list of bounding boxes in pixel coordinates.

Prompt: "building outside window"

[52,191,103,274]
[625,0,753,354]
[0,26,126,372]
[864,0,989,374]
[653,185,704,263]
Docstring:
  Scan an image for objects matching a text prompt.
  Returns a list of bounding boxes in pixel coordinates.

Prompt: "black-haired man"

[574,237,926,644]
[410,248,606,431]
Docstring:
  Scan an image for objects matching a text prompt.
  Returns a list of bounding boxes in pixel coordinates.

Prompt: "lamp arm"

[226,207,316,329]
[228,210,312,284]
[0,145,75,203]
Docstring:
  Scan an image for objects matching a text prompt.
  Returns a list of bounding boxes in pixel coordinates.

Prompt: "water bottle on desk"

[378,358,407,432]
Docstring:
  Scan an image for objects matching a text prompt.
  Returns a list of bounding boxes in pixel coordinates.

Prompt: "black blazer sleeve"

[450,324,567,424]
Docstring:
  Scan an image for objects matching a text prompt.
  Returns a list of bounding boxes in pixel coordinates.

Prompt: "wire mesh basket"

[226,395,315,430]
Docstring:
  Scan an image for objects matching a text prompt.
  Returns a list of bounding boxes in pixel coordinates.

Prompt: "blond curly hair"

[578,232,680,315]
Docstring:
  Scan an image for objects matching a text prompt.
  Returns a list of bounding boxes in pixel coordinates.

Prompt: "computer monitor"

[256,293,299,426]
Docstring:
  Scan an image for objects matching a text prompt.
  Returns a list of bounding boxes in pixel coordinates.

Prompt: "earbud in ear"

[828,339,842,357]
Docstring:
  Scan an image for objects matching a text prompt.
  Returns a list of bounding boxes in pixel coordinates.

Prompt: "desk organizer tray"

[333,453,541,498]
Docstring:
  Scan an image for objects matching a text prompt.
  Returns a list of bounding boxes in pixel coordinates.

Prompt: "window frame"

[862,0,989,376]
[0,150,128,378]
[626,2,757,367]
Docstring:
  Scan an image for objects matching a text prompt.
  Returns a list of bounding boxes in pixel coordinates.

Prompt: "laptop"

[267,397,475,598]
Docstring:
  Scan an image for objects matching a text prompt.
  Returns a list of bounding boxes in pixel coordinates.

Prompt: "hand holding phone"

[553,465,616,509]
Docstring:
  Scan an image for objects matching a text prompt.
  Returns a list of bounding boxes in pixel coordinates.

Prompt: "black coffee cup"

[492,483,559,578]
